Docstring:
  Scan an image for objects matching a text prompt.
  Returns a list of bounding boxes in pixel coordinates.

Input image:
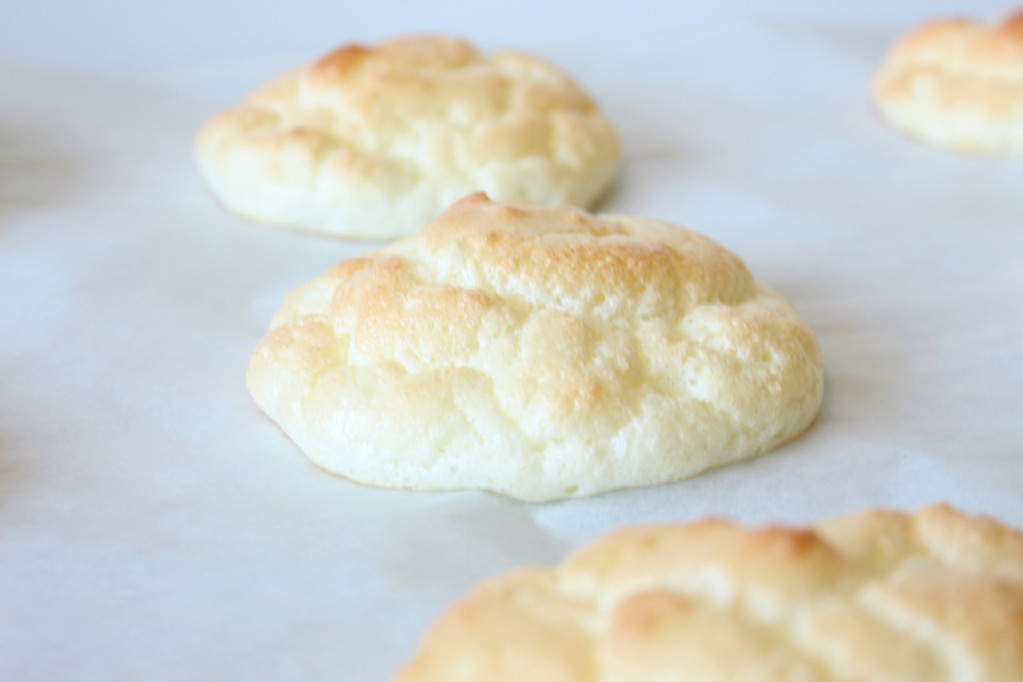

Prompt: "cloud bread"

[247,194,822,501]
[872,11,1023,154]
[395,504,1023,681]
[195,35,620,239]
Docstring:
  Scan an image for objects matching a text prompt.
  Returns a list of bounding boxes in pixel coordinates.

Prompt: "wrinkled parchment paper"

[3,20,1022,681]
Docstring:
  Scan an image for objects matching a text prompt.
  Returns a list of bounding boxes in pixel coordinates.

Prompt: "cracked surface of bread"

[872,12,1023,153]
[247,194,822,501]
[195,35,620,238]
[395,504,1023,681]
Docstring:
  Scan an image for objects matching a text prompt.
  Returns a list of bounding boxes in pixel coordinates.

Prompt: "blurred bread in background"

[397,504,1023,681]
[195,35,620,239]
[873,11,1023,154]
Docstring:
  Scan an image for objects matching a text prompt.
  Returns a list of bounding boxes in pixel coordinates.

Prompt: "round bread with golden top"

[873,11,1023,153]
[247,194,823,501]
[195,35,620,239]
[396,504,1023,681]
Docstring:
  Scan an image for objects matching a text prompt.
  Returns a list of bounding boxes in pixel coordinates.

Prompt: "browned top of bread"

[195,36,620,238]
[247,195,822,501]
[397,504,1023,681]
[884,13,1023,74]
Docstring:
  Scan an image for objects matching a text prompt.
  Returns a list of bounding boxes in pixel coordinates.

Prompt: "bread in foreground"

[395,504,1023,681]
[872,11,1023,154]
[195,35,619,239]
[247,194,822,501]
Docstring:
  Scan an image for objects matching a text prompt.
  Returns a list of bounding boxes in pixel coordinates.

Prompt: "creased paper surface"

[2,21,1021,681]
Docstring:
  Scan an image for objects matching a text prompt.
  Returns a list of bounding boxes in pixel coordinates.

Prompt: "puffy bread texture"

[395,504,1023,682]
[195,35,620,239]
[873,12,1023,153]
[247,194,823,501]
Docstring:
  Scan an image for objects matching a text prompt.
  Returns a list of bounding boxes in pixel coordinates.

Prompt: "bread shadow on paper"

[769,275,910,433]
[590,143,694,216]
[0,440,29,513]
[0,119,86,227]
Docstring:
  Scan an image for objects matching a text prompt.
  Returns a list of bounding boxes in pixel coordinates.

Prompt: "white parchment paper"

[2,21,1022,681]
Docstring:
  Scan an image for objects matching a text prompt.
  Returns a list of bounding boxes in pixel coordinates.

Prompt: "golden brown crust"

[872,12,1023,153]
[195,35,620,238]
[396,505,1023,681]
[247,194,823,501]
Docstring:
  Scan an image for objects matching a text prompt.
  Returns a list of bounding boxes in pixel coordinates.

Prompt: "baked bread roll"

[396,504,1023,681]
[247,194,823,501]
[872,11,1023,154]
[195,35,620,239]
